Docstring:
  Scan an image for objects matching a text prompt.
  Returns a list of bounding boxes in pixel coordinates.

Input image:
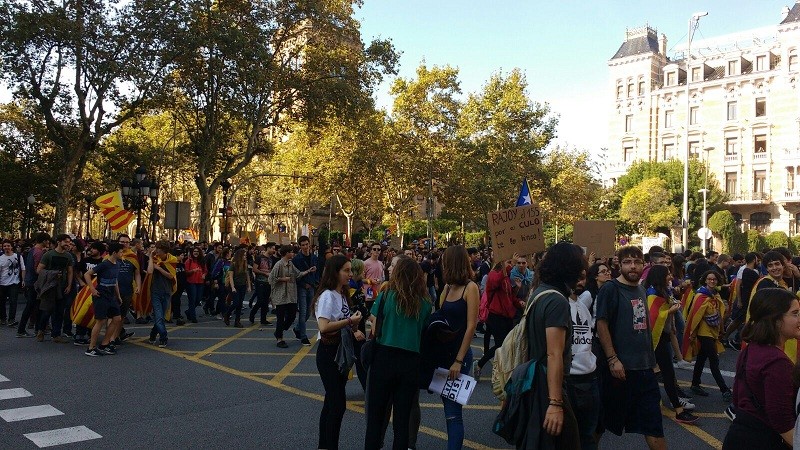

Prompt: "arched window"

[750,212,771,233]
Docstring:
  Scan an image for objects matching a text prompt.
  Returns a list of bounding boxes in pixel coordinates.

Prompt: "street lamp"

[698,146,714,254]
[84,195,94,239]
[121,165,159,240]
[149,181,160,240]
[25,194,36,239]
[682,11,708,253]
[221,179,232,243]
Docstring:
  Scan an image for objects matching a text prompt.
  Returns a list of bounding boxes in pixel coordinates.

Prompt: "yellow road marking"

[190,326,256,360]
[693,412,728,419]
[660,405,722,449]
[271,338,316,384]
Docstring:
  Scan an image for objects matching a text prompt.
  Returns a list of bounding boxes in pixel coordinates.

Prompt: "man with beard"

[596,246,663,450]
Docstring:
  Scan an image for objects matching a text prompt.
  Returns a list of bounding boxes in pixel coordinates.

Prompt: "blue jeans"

[294,285,314,339]
[151,291,170,342]
[566,376,600,450]
[185,283,203,321]
[442,348,473,450]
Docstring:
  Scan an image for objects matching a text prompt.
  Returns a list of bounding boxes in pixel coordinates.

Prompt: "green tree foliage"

[619,178,679,235]
[707,210,740,254]
[615,159,726,245]
[765,231,790,250]
[533,148,603,227]
[747,229,767,252]
[0,0,188,233]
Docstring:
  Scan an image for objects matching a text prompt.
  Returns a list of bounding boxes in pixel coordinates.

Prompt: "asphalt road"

[0,296,738,449]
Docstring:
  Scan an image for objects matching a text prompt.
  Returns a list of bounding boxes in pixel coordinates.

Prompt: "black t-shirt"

[526,284,572,369]
[420,260,436,287]
[595,279,656,370]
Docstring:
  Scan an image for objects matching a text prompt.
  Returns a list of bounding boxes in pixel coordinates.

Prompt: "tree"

[168,0,397,240]
[0,0,188,233]
[619,178,680,235]
[532,148,603,227]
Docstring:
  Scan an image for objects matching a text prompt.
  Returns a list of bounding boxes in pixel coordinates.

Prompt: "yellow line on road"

[660,405,722,449]
[271,339,316,384]
[190,326,256,360]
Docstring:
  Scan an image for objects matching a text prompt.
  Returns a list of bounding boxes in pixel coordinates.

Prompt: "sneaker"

[63,329,74,337]
[8,321,19,328]
[158,340,167,348]
[676,386,691,399]
[121,331,135,341]
[675,360,694,370]
[53,336,70,344]
[472,360,482,381]
[85,348,104,357]
[99,345,117,355]
[728,340,741,351]
[73,338,88,346]
[149,338,157,345]
[722,390,732,402]
[675,410,699,424]
[678,398,696,410]
[262,320,273,326]
[690,385,710,397]
[215,314,223,320]
[277,340,289,349]
[724,404,737,422]
[36,331,44,342]
[16,332,32,338]
[301,338,311,346]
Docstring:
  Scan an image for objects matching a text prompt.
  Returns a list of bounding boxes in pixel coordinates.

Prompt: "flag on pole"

[515,178,532,207]
[95,191,135,232]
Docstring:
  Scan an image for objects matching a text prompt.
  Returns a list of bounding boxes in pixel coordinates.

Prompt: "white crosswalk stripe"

[24,426,103,448]
[0,405,63,422]
[0,373,9,382]
[0,388,33,401]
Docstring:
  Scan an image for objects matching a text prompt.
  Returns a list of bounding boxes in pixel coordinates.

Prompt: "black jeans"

[653,333,680,408]
[692,336,729,392]
[171,283,186,319]
[17,286,38,334]
[250,282,271,323]
[317,342,348,450]
[274,303,297,339]
[0,283,19,322]
[365,346,421,450]
[477,313,514,368]
[38,295,66,337]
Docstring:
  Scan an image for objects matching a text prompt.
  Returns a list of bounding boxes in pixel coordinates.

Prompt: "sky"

[355,0,796,155]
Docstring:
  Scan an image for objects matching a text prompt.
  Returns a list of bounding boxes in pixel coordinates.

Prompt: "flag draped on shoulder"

[745,276,799,362]
[515,178,532,207]
[646,287,671,350]
[682,287,725,361]
[134,253,179,321]
[71,280,98,329]
[95,191,135,232]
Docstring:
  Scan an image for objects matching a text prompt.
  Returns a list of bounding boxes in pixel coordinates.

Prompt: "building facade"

[607,3,800,235]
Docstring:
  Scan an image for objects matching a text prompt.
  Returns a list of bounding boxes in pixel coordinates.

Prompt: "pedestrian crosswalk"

[0,372,102,447]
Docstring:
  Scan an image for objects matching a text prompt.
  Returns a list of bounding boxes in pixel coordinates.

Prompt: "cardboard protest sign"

[573,220,616,259]
[487,204,545,262]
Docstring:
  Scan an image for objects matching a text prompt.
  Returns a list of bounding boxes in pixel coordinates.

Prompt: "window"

[666,72,676,86]
[616,84,623,99]
[727,101,737,120]
[664,110,673,128]
[625,115,633,132]
[755,98,766,117]
[750,212,771,232]
[623,146,634,162]
[728,60,738,76]
[790,54,798,72]
[788,167,796,191]
[689,106,699,125]
[754,134,767,153]
[725,172,738,195]
[753,170,767,194]
[691,67,702,81]
[689,141,700,159]
[756,55,767,71]
[638,80,645,96]
[726,137,738,155]
[627,82,634,97]
[663,144,675,161]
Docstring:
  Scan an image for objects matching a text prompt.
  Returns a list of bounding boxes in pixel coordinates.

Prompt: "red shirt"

[485,270,518,318]
[733,343,797,434]
[184,257,206,284]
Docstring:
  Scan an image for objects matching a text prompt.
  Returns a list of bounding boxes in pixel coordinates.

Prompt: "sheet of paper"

[428,368,477,406]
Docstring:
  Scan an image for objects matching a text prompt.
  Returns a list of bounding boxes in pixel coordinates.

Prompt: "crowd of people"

[3,231,800,449]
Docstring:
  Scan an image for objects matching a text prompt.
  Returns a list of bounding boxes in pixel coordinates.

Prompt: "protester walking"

[224,248,251,328]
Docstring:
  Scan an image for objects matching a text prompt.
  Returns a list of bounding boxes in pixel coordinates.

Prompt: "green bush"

[746,229,766,252]
[765,231,790,250]
[708,211,739,254]
[792,235,800,254]
[465,231,486,248]
[728,231,748,255]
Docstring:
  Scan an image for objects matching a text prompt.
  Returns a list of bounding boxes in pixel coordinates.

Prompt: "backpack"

[491,289,560,400]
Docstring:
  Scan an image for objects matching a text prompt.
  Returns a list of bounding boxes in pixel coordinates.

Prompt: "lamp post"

[682,11,708,252]
[84,195,94,239]
[148,181,160,240]
[25,194,36,239]
[221,179,232,244]
[121,165,158,240]
[698,146,714,254]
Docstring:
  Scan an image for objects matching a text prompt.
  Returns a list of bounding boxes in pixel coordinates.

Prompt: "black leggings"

[317,342,348,450]
[274,303,297,339]
[477,313,514,368]
[653,332,680,408]
[365,346,421,450]
[692,336,729,392]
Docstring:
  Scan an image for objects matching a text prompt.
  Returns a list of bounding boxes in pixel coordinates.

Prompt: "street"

[1,301,736,449]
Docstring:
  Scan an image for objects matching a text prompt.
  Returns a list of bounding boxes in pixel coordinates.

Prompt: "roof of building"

[611,26,660,60]
[781,2,800,24]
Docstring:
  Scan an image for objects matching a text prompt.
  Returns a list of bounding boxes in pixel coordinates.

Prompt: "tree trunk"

[52,169,79,235]
[198,184,215,242]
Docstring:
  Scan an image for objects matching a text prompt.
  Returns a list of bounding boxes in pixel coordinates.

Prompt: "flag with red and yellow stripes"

[134,253,178,321]
[646,287,671,350]
[95,191,135,232]
[71,280,97,329]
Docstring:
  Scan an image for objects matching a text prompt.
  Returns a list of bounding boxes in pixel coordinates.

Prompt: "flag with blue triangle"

[515,178,532,207]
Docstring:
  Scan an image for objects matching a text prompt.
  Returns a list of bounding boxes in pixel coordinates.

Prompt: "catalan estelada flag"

[95,191,135,232]
[745,276,799,362]
[682,287,725,361]
[134,253,178,321]
[646,286,671,350]
[71,280,97,329]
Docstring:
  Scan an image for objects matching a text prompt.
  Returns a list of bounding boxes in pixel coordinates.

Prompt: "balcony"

[606,160,633,173]
[727,191,771,205]
[753,152,768,162]
[784,148,800,162]
[780,190,800,203]
[724,153,740,165]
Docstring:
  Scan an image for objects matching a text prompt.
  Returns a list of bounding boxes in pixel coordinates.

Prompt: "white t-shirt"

[577,291,594,317]
[315,289,351,339]
[569,297,597,375]
[0,253,22,286]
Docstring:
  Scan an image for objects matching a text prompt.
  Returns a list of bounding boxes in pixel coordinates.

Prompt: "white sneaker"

[678,398,695,410]
[675,360,693,370]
